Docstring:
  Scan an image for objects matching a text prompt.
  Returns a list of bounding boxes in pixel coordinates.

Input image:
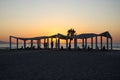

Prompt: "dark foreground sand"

[0,50,120,80]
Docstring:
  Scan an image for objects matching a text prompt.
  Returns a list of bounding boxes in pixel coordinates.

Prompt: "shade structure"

[9,31,112,50]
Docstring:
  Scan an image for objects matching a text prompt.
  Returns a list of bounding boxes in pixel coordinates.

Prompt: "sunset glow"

[0,0,120,43]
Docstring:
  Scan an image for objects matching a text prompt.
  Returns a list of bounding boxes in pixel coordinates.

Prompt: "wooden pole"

[74,37,77,50]
[106,37,109,50]
[66,38,68,49]
[91,37,93,49]
[111,37,112,50]
[16,38,18,49]
[101,36,102,50]
[24,40,26,49]
[56,38,57,49]
[47,38,49,48]
[37,39,40,49]
[58,38,60,49]
[9,36,12,49]
[39,39,41,48]
[95,36,98,49]
[31,40,33,48]
[76,38,77,49]
[85,38,87,49]
[51,38,53,48]
[44,38,46,48]
[82,38,84,49]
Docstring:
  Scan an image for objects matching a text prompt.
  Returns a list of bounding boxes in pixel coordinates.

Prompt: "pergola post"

[106,37,109,50]
[55,38,57,49]
[100,36,103,50]
[58,38,60,49]
[76,38,77,49]
[82,38,84,49]
[44,38,46,48]
[74,37,77,50]
[16,38,18,49]
[66,38,68,49]
[111,37,112,50]
[91,37,93,49]
[85,38,87,49]
[37,39,40,49]
[24,40,26,49]
[39,39,41,48]
[95,36,98,49]
[44,38,46,44]
[47,38,49,48]
[51,38,53,48]
[9,36,12,49]
[31,40,33,48]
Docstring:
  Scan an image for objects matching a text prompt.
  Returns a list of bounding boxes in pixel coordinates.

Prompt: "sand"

[0,50,120,80]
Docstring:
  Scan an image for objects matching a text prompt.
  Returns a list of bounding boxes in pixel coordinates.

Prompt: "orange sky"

[0,0,120,43]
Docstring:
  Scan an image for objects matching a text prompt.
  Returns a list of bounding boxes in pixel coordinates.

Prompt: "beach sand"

[0,50,120,80]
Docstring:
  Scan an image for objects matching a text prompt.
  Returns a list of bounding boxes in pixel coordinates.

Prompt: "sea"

[0,43,120,50]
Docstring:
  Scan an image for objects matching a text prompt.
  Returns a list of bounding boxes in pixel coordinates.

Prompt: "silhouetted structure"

[9,31,112,50]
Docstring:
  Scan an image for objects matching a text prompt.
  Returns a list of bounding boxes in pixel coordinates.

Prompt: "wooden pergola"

[9,31,112,50]
[76,31,112,50]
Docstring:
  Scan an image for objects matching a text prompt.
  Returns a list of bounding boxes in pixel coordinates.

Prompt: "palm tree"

[67,28,76,48]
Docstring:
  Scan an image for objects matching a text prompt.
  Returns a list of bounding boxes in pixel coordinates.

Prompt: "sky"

[0,0,120,43]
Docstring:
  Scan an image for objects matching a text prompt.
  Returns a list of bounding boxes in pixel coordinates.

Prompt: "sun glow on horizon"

[0,0,120,44]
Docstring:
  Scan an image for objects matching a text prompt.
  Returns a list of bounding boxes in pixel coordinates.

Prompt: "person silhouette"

[88,45,90,50]
[102,45,105,51]
[61,45,64,50]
